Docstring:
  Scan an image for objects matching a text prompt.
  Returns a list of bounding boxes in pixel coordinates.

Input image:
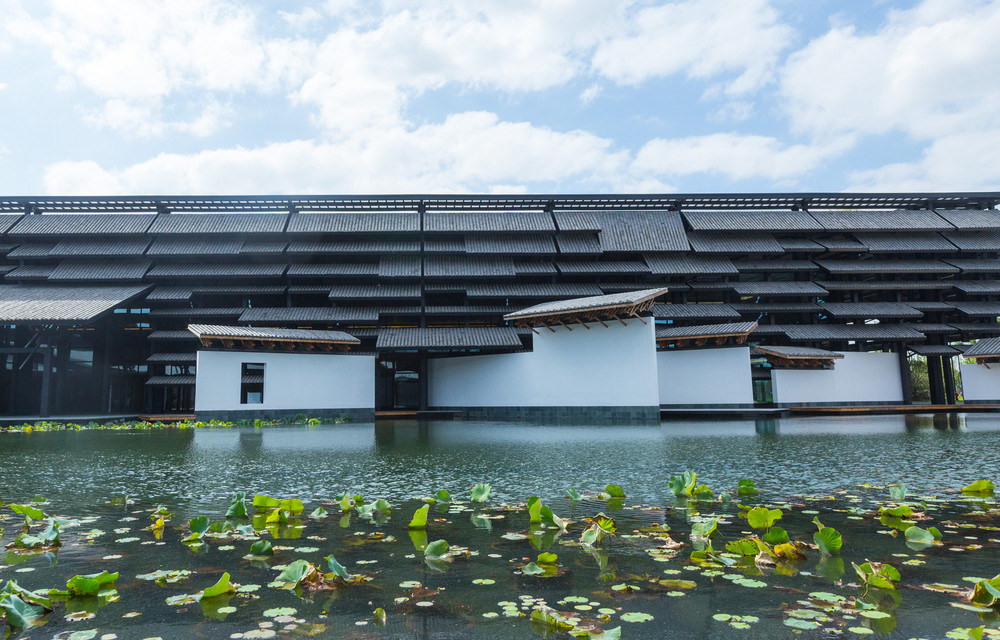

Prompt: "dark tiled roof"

[466,282,604,298]
[505,287,668,321]
[148,264,287,277]
[556,260,650,274]
[940,230,1000,251]
[782,324,925,341]
[683,210,822,231]
[287,239,420,254]
[239,307,378,323]
[816,237,867,251]
[555,233,602,255]
[378,255,421,278]
[240,239,287,253]
[147,330,199,340]
[953,302,1000,317]
[423,237,465,252]
[818,302,923,318]
[192,285,286,296]
[9,214,156,236]
[146,287,193,301]
[49,259,152,281]
[934,209,1000,230]
[754,344,842,358]
[287,212,419,233]
[901,323,959,335]
[818,280,955,291]
[465,234,556,254]
[732,302,821,313]
[815,259,959,274]
[425,305,512,315]
[953,281,1000,294]
[906,301,955,311]
[854,232,957,253]
[328,284,421,299]
[146,352,198,363]
[687,231,783,253]
[656,321,757,340]
[425,211,554,232]
[947,323,1000,335]
[147,237,244,255]
[734,259,818,271]
[596,211,688,252]
[644,253,737,275]
[50,237,151,257]
[188,324,359,344]
[149,307,246,318]
[513,261,557,274]
[424,256,515,277]
[809,209,952,231]
[7,243,56,258]
[0,215,24,233]
[287,263,378,276]
[554,211,601,231]
[149,213,287,234]
[964,337,1000,357]
[146,375,196,386]
[5,265,56,279]
[376,326,523,350]
[651,303,741,319]
[778,238,826,252]
[0,284,150,323]
[732,281,827,296]
[908,344,964,356]
[944,259,1000,273]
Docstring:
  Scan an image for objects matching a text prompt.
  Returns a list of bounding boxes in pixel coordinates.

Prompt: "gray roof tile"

[505,287,668,321]
[816,259,959,274]
[147,237,244,255]
[49,259,151,281]
[513,261,557,274]
[5,265,56,279]
[597,211,689,252]
[817,280,955,291]
[0,215,24,233]
[145,375,196,385]
[328,284,421,299]
[240,239,287,253]
[964,337,1000,357]
[908,344,964,356]
[687,231,783,253]
[941,230,1000,251]
[554,211,601,231]
[652,303,741,319]
[287,263,378,276]
[146,287,193,301]
[147,330,199,340]
[644,253,737,275]
[782,323,926,341]
[778,238,826,252]
[734,259,818,271]
[816,237,867,251]
[188,323,359,344]
[0,284,150,323]
[425,211,554,232]
[954,302,1000,317]
[819,302,923,318]
[947,323,1000,335]
[732,281,827,296]
[683,210,822,231]
[50,237,151,257]
[555,233,602,255]
[376,326,523,350]
[810,209,952,231]
[287,239,420,254]
[953,281,1000,294]
[465,233,556,254]
[424,256,515,277]
[7,243,56,258]
[944,259,1000,273]
[732,302,821,313]
[148,264,287,277]
[288,212,419,233]
[149,213,287,234]
[854,232,957,253]
[425,305,512,315]
[379,255,421,278]
[656,321,757,340]
[239,307,378,323]
[9,214,156,236]
[934,209,1000,230]
[556,260,650,274]
[150,307,246,317]
[146,352,198,363]
[467,282,604,298]
[423,237,465,252]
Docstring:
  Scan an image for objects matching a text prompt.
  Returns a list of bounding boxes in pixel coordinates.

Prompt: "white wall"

[656,347,753,405]
[428,318,658,407]
[772,351,903,404]
[194,350,374,411]
[960,362,1000,402]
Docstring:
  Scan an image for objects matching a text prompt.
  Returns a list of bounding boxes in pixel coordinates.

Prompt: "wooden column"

[897,345,913,405]
[943,356,957,405]
[927,355,946,405]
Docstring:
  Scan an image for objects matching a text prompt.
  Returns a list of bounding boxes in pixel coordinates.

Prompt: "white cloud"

[43,111,630,195]
[781,0,1000,140]
[279,7,324,30]
[579,83,602,104]
[592,0,793,93]
[632,133,853,181]
[847,130,1000,192]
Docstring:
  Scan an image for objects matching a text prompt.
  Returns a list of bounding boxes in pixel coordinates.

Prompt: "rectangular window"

[241,363,265,404]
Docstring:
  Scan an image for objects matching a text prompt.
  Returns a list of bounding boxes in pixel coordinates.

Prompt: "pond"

[1,414,999,639]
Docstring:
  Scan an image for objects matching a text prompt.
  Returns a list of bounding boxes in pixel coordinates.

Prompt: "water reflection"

[2,413,999,517]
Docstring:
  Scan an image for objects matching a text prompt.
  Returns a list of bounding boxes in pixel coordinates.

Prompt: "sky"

[1,0,999,197]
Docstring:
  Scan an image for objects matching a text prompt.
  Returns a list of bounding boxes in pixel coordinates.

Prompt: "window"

[241,363,265,404]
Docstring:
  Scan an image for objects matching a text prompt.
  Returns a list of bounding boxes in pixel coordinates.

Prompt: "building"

[1,192,999,419]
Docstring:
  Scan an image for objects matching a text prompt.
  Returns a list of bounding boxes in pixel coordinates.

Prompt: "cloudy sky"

[1,0,999,196]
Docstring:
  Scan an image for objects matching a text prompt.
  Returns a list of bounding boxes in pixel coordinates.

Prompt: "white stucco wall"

[656,347,753,405]
[428,318,658,407]
[959,363,1000,402]
[771,351,903,404]
[194,350,375,411]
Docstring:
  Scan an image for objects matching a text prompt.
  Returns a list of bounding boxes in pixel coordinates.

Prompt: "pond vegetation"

[2,468,1000,639]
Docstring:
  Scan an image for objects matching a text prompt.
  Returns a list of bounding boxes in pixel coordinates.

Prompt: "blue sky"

[1,0,998,196]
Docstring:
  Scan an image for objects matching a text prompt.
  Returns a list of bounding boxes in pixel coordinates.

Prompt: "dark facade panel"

[465,233,556,254]
[328,284,421,299]
[8,213,156,236]
[683,210,821,231]
[148,264,287,277]
[554,211,600,231]
[424,256,515,277]
[147,237,244,255]
[816,259,959,274]
[288,239,419,254]
[644,253,737,275]
[288,212,419,233]
[425,211,554,232]
[555,233,602,255]
[819,302,923,318]
[379,255,421,278]
[556,260,650,274]
[687,231,783,253]
[49,259,152,281]
[467,282,603,298]
[854,232,957,253]
[287,263,378,276]
[732,281,827,296]
[149,213,287,234]
[596,211,689,252]
[941,230,1000,251]
[935,209,1000,230]
[810,209,953,231]
[50,237,151,257]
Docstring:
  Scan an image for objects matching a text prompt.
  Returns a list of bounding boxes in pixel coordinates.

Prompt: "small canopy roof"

[188,324,359,351]
[656,321,758,347]
[754,345,844,368]
[963,337,1000,361]
[0,284,150,324]
[375,326,522,351]
[907,344,965,357]
[504,287,668,327]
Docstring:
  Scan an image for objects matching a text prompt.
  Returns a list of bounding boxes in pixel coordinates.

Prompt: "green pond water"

[1,415,999,639]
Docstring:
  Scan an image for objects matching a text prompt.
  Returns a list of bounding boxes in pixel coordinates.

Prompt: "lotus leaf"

[424,539,450,558]
[762,527,789,545]
[853,561,900,591]
[183,516,210,543]
[0,592,47,629]
[692,484,714,500]
[249,539,273,556]
[566,488,583,501]
[928,526,942,540]
[747,507,782,530]
[521,562,545,575]
[373,499,390,513]
[539,505,568,531]
[374,606,386,626]
[9,504,45,523]
[408,505,429,529]
[200,572,235,599]
[668,471,697,497]
[531,607,575,632]
[537,552,557,564]
[961,480,995,495]
[878,505,913,518]
[904,526,936,545]
[527,496,542,523]
[970,575,1000,608]
[603,484,626,499]
[275,560,313,588]
[580,524,605,546]
[12,518,60,548]
[737,479,758,497]
[325,554,351,581]
[433,489,451,503]
[888,485,907,500]
[252,494,280,509]
[814,526,843,555]
[65,571,118,597]
[594,514,617,534]
[310,507,328,518]
[225,492,248,518]
[726,538,760,556]
[470,484,492,503]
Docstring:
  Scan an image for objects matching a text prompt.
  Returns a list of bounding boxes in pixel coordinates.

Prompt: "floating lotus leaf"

[65,571,118,597]
[566,488,583,501]
[424,539,450,558]
[962,480,994,495]
[878,505,913,518]
[970,575,1000,608]
[737,479,759,497]
[433,489,451,503]
[888,485,907,500]
[249,539,273,556]
[904,526,935,546]
[225,492,248,518]
[324,554,351,581]
[603,484,626,499]
[527,496,542,523]
[470,484,492,503]
[252,494,280,509]
[200,572,235,599]
[408,504,429,529]
[747,507,782,530]
[762,527,789,545]
[853,561,900,591]
[814,526,843,555]
[0,592,48,629]
[668,472,696,498]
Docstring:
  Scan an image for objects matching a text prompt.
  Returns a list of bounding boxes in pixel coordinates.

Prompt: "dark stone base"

[195,408,375,422]
[773,401,906,407]
[431,405,661,424]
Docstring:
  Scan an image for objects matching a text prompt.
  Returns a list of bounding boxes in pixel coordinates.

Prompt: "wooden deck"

[788,404,1000,415]
[138,414,197,422]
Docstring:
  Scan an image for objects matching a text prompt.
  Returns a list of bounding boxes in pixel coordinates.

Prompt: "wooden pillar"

[927,355,946,405]
[943,356,957,405]
[897,345,912,404]
[39,347,52,418]
[418,351,428,412]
